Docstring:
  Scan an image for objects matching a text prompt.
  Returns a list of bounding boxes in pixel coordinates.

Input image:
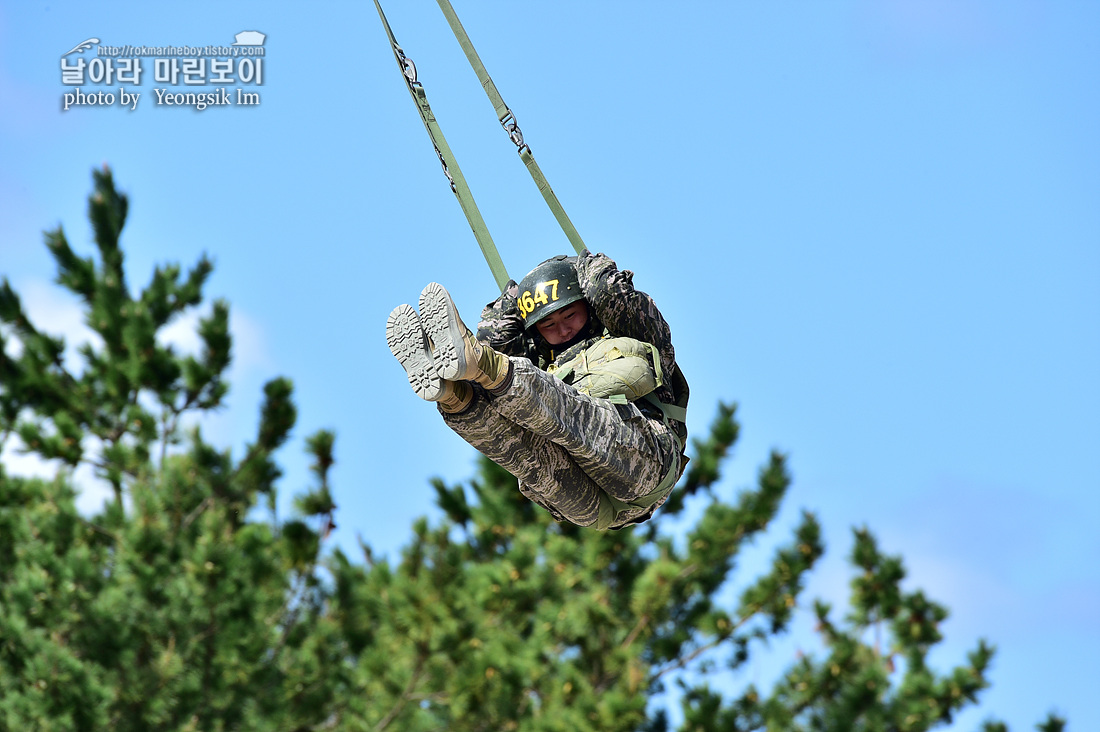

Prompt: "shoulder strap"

[372,0,512,291]
[434,0,587,257]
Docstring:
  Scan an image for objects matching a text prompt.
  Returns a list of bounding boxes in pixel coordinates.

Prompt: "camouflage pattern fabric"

[441,359,681,529]
[477,250,688,442]
[435,251,689,529]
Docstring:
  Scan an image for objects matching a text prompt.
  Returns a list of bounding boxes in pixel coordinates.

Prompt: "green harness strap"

[594,414,686,530]
[435,0,587,257]
[372,0,511,292]
[597,388,689,530]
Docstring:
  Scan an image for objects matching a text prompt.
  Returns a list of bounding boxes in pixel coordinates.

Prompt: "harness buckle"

[500,111,525,148]
[396,48,418,84]
[435,150,457,193]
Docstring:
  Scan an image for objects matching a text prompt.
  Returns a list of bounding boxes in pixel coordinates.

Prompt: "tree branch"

[653,637,727,681]
[621,613,650,650]
[652,577,794,681]
[374,649,428,731]
[181,496,214,532]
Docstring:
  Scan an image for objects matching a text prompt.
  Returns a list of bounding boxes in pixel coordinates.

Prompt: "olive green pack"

[546,336,663,403]
[548,336,689,529]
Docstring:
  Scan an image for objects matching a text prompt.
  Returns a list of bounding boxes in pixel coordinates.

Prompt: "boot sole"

[386,304,442,401]
[418,283,469,381]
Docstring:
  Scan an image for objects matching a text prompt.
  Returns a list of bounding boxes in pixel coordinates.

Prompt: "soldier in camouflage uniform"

[386,250,688,530]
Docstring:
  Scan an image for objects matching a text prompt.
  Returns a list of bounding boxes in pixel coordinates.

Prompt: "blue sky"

[1,1,1097,728]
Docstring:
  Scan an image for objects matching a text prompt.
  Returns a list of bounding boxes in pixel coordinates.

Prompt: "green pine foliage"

[0,168,338,731]
[0,170,1065,731]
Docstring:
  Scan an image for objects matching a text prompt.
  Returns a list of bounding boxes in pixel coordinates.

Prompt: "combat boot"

[389,299,479,411]
[386,303,475,412]
[386,304,442,400]
[436,379,474,414]
[418,283,512,394]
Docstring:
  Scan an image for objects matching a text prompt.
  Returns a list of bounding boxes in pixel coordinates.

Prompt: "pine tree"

[0,167,340,731]
[329,417,1064,732]
[0,169,1066,731]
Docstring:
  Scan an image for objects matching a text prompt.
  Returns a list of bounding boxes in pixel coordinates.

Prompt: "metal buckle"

[500,111,525,149]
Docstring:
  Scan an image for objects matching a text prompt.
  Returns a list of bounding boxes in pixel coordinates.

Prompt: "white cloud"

[2,278,270,514]
[72,460,115,515]
[156,303,269,373]
[227,307,269,373]
[0,435,56,481]
[10,277,269,376]
[0,434,115,516]
[148,302,276,481]
[158,308,204,355]
[6,278,102,368]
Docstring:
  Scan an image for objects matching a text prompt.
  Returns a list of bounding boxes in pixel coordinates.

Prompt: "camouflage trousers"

[441,358,682,529]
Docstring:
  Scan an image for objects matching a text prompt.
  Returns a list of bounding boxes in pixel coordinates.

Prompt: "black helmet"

[516,255,584,330]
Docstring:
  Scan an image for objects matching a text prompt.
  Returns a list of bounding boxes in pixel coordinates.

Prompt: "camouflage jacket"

[476,250,688,441]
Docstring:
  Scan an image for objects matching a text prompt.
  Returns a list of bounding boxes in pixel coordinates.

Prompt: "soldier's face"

[535,302,589,345]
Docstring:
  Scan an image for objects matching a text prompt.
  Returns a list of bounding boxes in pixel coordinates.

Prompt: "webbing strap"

[373,0,511,291]
[643,392,687,425]
[596,397,689,529]
[519,148,586,257]
[595,448,684,530]
[435,0,587,256]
